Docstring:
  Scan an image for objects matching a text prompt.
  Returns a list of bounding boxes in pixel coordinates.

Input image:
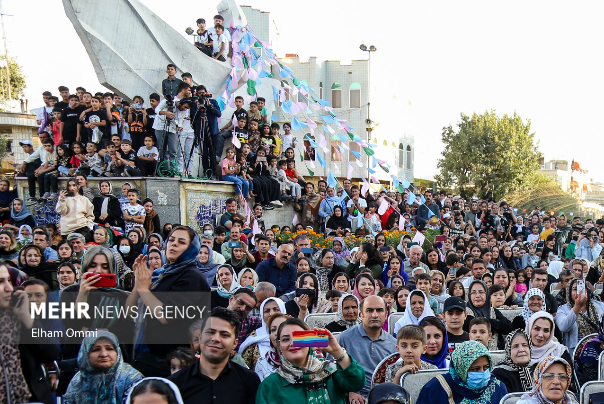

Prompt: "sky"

[5,0,604,181]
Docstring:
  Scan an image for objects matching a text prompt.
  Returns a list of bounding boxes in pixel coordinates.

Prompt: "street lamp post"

[359,44,376,143]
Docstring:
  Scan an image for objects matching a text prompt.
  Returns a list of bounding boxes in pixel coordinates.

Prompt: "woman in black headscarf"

[20,244,59,290]
[325,206,350,236]
[93,180,124,228]
[492,329,534,393]
[466,279,513,350]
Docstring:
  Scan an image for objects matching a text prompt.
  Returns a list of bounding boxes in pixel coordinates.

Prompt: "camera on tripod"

[165,94,176,120]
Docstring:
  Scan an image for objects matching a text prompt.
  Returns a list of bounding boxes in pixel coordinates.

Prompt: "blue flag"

[407,192,415,205]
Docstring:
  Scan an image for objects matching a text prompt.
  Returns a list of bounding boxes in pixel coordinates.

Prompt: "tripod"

[156,104,179,177]
[190,99,216,179]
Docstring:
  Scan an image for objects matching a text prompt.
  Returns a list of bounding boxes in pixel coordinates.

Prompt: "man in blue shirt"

[416,190,440,227]
[32,231,58,262]
[255,244,296,297]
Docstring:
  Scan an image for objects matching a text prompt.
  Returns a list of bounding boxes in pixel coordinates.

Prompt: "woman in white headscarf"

[393,289,433,335]
[210,264,240,308]
[525,311,571,367]
[125,377,184,404]
[239,297,286,370]
[512,288,547,331]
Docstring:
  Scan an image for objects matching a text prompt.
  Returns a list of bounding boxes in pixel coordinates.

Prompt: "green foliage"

[0,56,26,104]
[435,110,541,200]
[0,132,9,165]
[501,173,580,214]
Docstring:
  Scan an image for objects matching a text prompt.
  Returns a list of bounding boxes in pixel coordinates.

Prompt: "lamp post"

[359,44,376,142]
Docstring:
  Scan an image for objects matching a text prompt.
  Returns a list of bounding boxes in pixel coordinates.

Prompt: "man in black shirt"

[55,85,70,110]
[83,97,108,146]
[168,307,260,404]
[60,95,84,146]
[443,297,470,356]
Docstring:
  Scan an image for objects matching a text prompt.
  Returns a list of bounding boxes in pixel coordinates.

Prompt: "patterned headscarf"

[521,356,578,404]
[522,288,547,323]
[566,278,599,337]
[63,330,143,404]
[331,237,350,261]
[335,294,362,329]
[494,329,534,391]
[449,340,501,404]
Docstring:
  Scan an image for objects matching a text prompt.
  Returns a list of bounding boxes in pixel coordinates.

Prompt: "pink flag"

[412,231,426,246]
[347,162,354,179]
[378,198,389,215]
[252,217,261,235]
[399,215,406,231]
[292,213,300,226]
[361,180,370,198]
[231,132,241,149]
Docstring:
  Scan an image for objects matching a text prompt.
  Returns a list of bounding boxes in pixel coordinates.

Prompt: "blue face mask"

[466,369,491,390]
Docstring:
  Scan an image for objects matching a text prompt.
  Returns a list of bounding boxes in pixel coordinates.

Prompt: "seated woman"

[63,330,144,404]
[492,329,534,393]
[210,264,241,308]
[92,180,124,229]
[430,271,450,314]
[331,272,351,293]
[419,316,449,369]
[227,244,255,273]
[56,179,94,240]
[313,249,339,292]
[254,312,289,381]
[556,278,604,352]
[517,356,578,404]
[117,236,137,269]
[196,244,220,286]
[21,244,59,290]
[57,239,75,263]
[331,236,351,268]
[239,297,286,370]
[3,198,37,234]
[466,280,513,350]
[0,229,18,262]
[49,261,79,302]
[255,317,365,404]
[127,229,145,257]
[394,289,433,334]
[575,315,604,387]
[325,206,351,237]
[346,242,383,280]
[352,272,376,302]
[493,268,523,307]
[417,340,508,404]
[394,286,410,312]
[526,311,572,369]
[325,293,361,333]
[513,288,547,330]
[285,273,332,319]
[124,378,184,404]
[381,255,408,288]
[238,267,258,290]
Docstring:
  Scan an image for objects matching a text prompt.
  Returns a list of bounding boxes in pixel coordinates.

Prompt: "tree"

[434,110,541,200]
[0,56,26,105]
[501,173,580,214]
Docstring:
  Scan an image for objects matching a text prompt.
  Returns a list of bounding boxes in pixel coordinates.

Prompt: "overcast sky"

[6,0,604,180]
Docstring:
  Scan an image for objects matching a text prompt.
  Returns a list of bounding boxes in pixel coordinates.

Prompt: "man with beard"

[338,295,397,401]
[226,288,260,350]
[169,307,260,404]
[553,214,573,256]
[256,244,296,297]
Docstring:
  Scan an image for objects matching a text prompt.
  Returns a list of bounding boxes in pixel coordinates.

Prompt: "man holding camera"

[153,82,191,175]
[189,85,221,177]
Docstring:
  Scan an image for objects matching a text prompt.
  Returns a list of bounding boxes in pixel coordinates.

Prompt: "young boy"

[212,24,228,62]
[325,289,342,313]
[247,120,261,154]
[257,97,268,124]
[122,188,145,233]
[162,64,183,98]
[443,297,469,355]
[236,153,254,197]
[281,122,296,151]
[416,273,440,314]
[116,139,142,177]
[84,97,107,146]
[192,18,212,56]
[137,135,159,176]
[385,325,437,384]
[278,159,302,202]
[213,226,228,254]
[233,116,249,149]
[77,142,104,177]
[102,143,118,176]
[248,101,261,122]
[469,317,492,348]
[489,284,508,310]
[216,96,248,160]
[50,107,62,145]
[270,123,282,157]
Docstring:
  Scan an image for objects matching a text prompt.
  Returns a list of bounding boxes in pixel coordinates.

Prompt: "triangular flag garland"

[217,23,447,227]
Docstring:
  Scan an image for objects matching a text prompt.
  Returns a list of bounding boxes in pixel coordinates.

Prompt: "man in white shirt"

[18,134,50,201]
[207,14,232,56]
[461,259,488,287]
[346,185,367,232]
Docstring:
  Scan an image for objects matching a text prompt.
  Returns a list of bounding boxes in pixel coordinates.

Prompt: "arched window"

[398,143,405,168]
[349,82,361,109]
[319,81,323,100]
[406,145,412,170]
[331,82,342,108]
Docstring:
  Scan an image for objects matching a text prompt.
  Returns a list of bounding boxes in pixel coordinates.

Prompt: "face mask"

[203,230,212,235]
[466,369,491,390]
[119,245,130,254]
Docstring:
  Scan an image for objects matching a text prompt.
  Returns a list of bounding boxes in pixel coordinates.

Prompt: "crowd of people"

[2,165,604,404]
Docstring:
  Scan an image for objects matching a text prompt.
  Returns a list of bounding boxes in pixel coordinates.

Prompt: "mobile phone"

[229,242,242,248]
[291,330,329,347]
[257,156,266,162]
[406,242,418,248]
[66,191,75,197]
[301,248,313,254]
[379,246,390,252]
[85,273,117,288]
[449,267,457,277]
[537,241,544,248]
[131,103,141,109]
[10,293,22,308]
[435,235,447,242]
[576,280,585,296]
[295,288,317,298]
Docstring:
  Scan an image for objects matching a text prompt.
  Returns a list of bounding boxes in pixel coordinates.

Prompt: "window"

[331,82,342,108]
[349,140,360,161]
[331,140,342,162]
[303,134,316,161]
[349,82,361,109]
[398,143,405,168]
[406,145,412,170]
[319,81,323,100]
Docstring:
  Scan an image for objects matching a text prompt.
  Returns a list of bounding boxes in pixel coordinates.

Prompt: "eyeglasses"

[470,291,486,296]
[542,373,570,382]
[278,336,292,346]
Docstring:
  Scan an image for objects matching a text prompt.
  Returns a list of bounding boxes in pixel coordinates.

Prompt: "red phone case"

[85,273,117,288]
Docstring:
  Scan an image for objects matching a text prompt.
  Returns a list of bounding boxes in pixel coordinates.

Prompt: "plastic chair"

[580,380,604,404]
[400,369,449,404]
[574,333,597,389]
[304,313,339,329]
[489,350,506,366]
[598,350,604,380]
[550,282,559,294]
[388,312,405,335]
[500,392,525,404]
[371,352,400,388]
